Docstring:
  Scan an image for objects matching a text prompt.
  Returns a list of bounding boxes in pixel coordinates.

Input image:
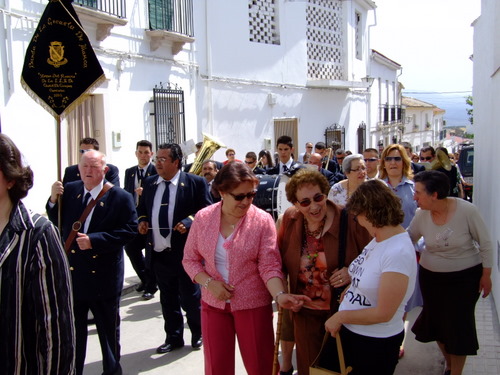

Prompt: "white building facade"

[1,0,379,212]
[472,0,500,321]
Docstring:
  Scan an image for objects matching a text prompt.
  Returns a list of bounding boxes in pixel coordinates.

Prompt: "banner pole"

[57,116,62,230]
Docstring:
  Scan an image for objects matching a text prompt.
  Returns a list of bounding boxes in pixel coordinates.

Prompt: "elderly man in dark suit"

[63,137,120,186]
[308,152,336,186]
[47,150,137,375]
[137,143,212,354]
[124,140,158,299]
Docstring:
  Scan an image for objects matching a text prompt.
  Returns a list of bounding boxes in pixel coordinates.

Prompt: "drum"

[253,174,292,221]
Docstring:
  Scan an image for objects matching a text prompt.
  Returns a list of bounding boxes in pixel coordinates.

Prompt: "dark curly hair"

[212,161,258,193]
[0,134,34,204]
[346,179,404,228]
[285,168,330,203]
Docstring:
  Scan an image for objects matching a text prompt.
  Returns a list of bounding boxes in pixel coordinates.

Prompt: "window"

[324,123,345,150]
[274,118,298,151]
[151,84,186,145]
[355,11,362,60]
[248,0,280,45]
[148,0,193,36]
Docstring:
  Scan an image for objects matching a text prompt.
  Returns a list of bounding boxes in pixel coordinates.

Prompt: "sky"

[370,0,481,94]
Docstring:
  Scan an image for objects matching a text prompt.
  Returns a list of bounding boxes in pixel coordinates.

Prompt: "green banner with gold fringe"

[21,0,105,120]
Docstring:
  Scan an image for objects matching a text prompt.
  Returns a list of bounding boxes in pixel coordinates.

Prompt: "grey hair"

[342,154,364,173]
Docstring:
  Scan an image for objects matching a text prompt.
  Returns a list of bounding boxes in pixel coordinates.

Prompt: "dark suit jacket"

[319,168,336,187]
[411,162,426,175]
[266,161,301,175]
[253,166,267,175]
[46,181,137,300]
[137,171,213,268]
[323,159,339,174]
[124,164,157,202]
[63,163,120,187]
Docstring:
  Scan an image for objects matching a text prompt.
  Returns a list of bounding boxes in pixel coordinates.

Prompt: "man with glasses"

[245,151,266,174]
[362,148,380,179]
[137,143,212,354]
[419,146,436,164]
[63,137,120,186]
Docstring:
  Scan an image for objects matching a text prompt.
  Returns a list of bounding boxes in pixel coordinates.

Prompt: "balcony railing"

[379,104,404,126]
[149,0,194,37]
[74,0,126,19]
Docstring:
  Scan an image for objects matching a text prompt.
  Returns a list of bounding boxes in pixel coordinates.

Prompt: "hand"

[76,232,92,250]
[479,273,492,298]
[174,222,187,234]
[277,293,311,312]
[134,187,143,197]
[50,181,64,203]
[329,267,350,288]
[138,221,149,235]
[207,280,235,301]
[324,312,343,337]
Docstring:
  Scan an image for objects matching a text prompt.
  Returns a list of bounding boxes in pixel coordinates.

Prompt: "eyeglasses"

[384,156,402,162]
[296,193,326,207]
[79,149,92,154]
[306,146,313,149]
[244,160,255,164]
[153,157,168,163]
[364,158,378,162]
[420,156,433,161]
[228,190,257,201]
[228,153,235,157]
[337,157,345,160]
[350,166,367,173]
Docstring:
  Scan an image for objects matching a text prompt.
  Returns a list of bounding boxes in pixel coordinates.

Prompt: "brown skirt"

[412,264,482,355]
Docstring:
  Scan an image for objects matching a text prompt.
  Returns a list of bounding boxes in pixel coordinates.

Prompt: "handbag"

[310,332,352,375]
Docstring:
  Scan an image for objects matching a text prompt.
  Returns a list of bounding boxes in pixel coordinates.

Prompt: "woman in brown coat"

[278,168,371,375]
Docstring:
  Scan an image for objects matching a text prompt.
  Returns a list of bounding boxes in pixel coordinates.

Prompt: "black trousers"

[74,294,122,375]
[152,250,202,344]
[124,233,157,293]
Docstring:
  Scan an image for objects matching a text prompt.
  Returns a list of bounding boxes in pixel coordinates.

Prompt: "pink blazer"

[183,202,283,311]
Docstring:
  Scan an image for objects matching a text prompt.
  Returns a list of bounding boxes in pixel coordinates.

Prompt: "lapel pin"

[181,182,185,187]
[77,194,81,199]
[100,202,104,207]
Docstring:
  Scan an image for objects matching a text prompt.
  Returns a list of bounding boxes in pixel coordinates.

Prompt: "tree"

[466,95,473,125]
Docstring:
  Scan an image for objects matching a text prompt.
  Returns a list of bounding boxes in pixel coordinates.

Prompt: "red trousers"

[201,301,275,375]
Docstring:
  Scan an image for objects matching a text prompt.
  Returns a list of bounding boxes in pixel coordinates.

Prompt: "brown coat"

[278,200,371,298]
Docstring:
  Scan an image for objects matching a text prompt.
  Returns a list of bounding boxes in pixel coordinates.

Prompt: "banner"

[21,0,105,120]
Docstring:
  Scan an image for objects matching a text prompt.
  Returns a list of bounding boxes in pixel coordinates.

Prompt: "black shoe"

[142,292,155,300]
[136,283,145,292]
[191,335,202,349]
[279,366,294,375]
[156,341,184,354]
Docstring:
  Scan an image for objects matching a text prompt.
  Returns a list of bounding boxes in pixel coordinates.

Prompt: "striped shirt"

[0,202,75,374]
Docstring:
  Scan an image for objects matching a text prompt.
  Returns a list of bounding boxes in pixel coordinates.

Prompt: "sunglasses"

[384,156,402,162]
[350,166,367,173]
[228,191,257,201]
[420,156,433,161]
[244,160,255,164]
[364,158,378,162]
[297,193,326,207]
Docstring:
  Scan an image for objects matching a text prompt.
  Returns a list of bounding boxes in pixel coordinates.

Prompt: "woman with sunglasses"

[183,162,309,375]
[278,168,371,375]
[325,179,417,375]
[327,154,367,207]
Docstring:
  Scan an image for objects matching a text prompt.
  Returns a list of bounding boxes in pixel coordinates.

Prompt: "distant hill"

[403,91,472,131]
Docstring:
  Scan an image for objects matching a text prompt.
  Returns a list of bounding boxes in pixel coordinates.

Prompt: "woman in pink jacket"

[183,162,309,375]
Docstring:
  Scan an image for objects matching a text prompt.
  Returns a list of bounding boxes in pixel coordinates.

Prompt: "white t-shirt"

[339,232,417,338]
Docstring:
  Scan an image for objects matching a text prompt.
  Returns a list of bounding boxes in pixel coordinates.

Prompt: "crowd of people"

[0,132,492,375]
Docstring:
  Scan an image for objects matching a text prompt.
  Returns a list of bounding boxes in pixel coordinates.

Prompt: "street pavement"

[83,258,500,375]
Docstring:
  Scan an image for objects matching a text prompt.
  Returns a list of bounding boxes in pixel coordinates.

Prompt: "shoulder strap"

[338,208,348,268]
[64,182,113,253]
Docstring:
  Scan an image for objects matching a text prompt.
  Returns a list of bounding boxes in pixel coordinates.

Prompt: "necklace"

[304,215,326,238]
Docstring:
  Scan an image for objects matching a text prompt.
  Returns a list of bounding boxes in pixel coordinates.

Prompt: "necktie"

[138,168,144,185]
[82,192,91,213]
[159,181,171,237]
[282,164,289,172]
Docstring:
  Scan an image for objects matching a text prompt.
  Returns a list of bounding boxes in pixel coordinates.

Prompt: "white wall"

[473,0,500,321]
